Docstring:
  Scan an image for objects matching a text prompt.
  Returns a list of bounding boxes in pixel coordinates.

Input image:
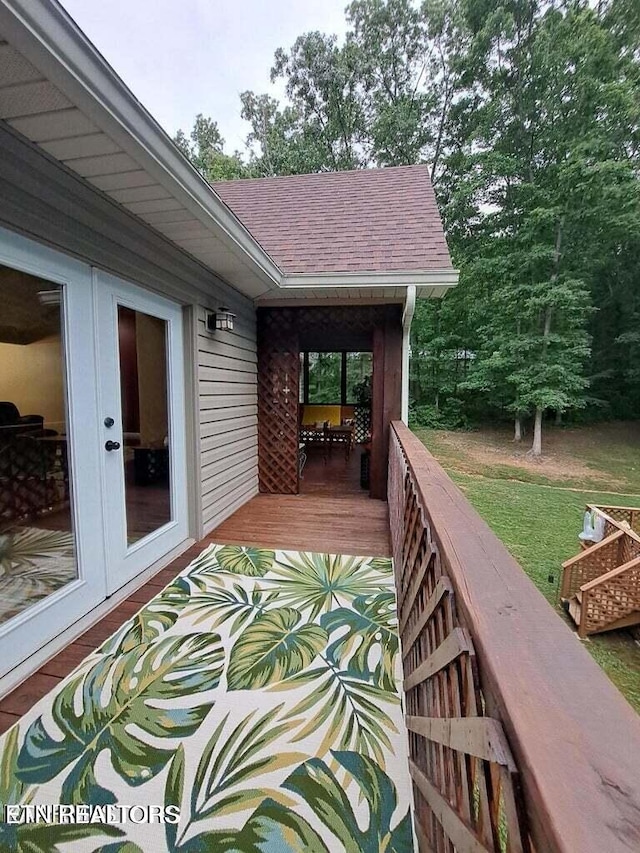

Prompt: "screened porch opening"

[298,351,372,496]
[257,304,402,500]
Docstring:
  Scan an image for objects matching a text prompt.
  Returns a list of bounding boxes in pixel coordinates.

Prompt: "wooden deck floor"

[0,458,389,733]
[210,493,389,556]
[213,448,389,556]
[300,444,363,497]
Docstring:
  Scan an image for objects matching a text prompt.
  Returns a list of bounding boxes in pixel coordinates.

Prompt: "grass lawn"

[415,423,640,713]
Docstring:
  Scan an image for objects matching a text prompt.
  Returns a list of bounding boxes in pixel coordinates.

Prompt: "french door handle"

[105,440,121,452]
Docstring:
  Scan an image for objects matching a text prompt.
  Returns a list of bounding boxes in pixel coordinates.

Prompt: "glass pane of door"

[117,306,171,545]
[0,264,77,624]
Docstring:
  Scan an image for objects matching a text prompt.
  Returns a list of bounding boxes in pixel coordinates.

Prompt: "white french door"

[0,226,190,682]
[95,271,188,594]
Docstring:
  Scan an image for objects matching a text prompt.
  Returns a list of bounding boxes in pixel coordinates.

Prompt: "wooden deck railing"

[578,555,640,637]
[560,529,629,600]
[389,422,640,853]
[590,504,640,537]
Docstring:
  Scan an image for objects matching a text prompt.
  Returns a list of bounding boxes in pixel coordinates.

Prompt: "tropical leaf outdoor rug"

[0,544,414,852]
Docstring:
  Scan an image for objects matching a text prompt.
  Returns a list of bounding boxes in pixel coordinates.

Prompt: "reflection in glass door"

[97,272,188,596]
[0,264,77,625]
[117,306,172,544]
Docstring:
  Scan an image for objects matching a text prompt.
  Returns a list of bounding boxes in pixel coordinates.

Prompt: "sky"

[60,0,349,152]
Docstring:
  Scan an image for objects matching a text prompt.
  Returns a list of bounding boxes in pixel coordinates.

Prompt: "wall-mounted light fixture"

[206,307,236,332]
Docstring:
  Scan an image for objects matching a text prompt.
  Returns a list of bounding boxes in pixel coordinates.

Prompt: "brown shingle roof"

[213,165,452,275]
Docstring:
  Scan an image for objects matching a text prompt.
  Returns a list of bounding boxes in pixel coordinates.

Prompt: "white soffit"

[0,1,281,298]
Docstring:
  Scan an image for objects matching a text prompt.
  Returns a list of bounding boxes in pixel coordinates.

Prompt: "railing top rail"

[587,503,640,513]
[391,422,640,853]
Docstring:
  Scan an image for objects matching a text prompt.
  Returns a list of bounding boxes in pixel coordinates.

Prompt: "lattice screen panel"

[597,505,640,534]
[621,534,640,564]
[0,435,55,522]
[257,309,300,494]
[561,530,626,599]
[354,405,371,443]
[295,304,388,335]
[583,560,640,634]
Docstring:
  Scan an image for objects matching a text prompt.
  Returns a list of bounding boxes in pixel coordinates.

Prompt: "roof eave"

[256,268,459,305]
[280,268,459,292]
[0,0,283,294]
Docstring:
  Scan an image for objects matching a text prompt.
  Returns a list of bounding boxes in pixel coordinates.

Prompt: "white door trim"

[94,269,189,595]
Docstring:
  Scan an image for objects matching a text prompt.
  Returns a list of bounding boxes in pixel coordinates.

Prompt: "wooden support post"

[341,350,347,405]
[370,326,386,499]
[303,350,309,405]
[371,309,403,499]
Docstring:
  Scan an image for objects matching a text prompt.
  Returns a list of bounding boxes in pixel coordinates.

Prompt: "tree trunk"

[555,409,562,426]
[531,406,543,456]
[514,415,522,442]
[529,303,552,456]
[529,219,563,457]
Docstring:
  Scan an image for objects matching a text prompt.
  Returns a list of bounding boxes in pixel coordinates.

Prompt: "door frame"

[94,269,189,595]
[0,226,108,678]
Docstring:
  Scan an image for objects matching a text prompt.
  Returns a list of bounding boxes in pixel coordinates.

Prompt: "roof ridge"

[212,163,430,187]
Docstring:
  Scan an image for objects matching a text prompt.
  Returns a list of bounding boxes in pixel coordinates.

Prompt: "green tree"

[270,32,366,171]
[174,114,250,181]
[177,0,640,442]
[456,0,639,452]
[241,0,471,185]
[347,0,469,184]
[240,92,331,176]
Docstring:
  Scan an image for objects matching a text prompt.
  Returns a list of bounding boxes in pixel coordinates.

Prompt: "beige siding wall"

[197,305,259,534]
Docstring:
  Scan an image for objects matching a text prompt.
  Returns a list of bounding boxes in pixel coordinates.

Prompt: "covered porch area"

[257,303,402,500]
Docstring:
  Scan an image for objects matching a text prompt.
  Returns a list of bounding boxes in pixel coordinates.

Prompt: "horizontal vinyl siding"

[201,441,256,481]
[198,306,259,532]
[201,397,257,418]
[201,424,258,455]
[200,405,258,428]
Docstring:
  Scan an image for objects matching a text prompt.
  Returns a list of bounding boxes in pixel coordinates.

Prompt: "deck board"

[211,494,390,557]
[0,466,389,731]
